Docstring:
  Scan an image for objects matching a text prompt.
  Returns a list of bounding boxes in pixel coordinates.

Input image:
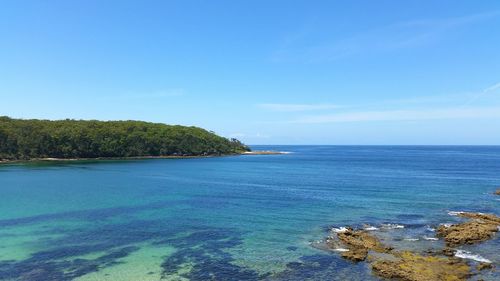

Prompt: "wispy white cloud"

[399,11,500,29]
[462,81,500,106]
[483,82,500,93]
[258,103,341,112]
[378,81,500,108]
[293,106,500,124]
[261,80,500,114]
[273,11,500,62]
[261,82,500,125]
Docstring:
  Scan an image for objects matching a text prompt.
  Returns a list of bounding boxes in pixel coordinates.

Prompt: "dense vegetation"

[0,117,250,160]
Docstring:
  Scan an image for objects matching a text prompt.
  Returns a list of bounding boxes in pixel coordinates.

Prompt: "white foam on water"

[331,227,349,233]
[440,223,452,228]
[403,238,419,242]
[423,236,438,241]
[364,226,378,231]
[455,250,491,263]
[333,248,349,252]
[426,226,436,232]
[381,224,404,229]
[448,211,464,216]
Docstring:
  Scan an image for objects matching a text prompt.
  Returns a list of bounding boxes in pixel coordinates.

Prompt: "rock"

[437,221,498,246]
[326,227,391,262]
[477,262,494,271]
[371,251,470,281]
[495,189,500,195]
[436,212,500,246]
[457,212,500,224]
[341,247,368,262]
[337,228,391,252]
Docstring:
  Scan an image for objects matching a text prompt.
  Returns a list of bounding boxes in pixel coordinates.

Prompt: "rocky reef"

[321,212,500,281]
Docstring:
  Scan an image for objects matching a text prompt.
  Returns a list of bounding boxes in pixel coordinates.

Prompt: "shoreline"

[0,151,286,164]
[0,155,230,164]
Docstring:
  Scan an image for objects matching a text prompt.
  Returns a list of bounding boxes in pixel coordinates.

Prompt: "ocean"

[0,146,499,280]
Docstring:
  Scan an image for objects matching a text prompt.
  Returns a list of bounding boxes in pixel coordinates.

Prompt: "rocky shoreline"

[317,190,500,281]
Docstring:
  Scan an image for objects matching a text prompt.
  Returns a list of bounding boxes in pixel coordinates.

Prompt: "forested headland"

[0,117,250,160]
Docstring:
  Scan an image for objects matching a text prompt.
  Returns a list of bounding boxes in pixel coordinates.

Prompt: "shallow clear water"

[0,146,499,280]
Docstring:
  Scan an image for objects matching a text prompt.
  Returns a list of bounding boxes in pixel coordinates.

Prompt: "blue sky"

[1,0,500,144]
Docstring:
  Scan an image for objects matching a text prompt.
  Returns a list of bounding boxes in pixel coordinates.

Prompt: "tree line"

[0,116,250,160]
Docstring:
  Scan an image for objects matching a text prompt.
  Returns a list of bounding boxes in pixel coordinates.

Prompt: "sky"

[1,0,500,145]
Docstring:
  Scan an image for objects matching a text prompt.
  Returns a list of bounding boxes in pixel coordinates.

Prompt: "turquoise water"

[0,146,499,280]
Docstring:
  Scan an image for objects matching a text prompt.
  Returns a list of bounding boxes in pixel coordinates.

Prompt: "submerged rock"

[476,262,494,271]
[436,212,500,246]
[495,189,500,195]
[441,247,455,257]
[371,251,471,281]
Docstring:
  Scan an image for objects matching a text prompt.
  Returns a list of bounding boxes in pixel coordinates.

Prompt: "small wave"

[381,224,405,229]
[363,225,378,231]
[331,227,349,233]
[455,250,491,263]
[423,236,438,241]
[403,238,419,242]
[448,211,464,216]
[426,226,436,232]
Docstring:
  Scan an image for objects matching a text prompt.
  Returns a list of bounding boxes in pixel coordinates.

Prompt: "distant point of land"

[242,151,289,155]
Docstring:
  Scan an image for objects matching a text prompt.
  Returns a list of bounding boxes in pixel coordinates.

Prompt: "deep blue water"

[0,146,499,280]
